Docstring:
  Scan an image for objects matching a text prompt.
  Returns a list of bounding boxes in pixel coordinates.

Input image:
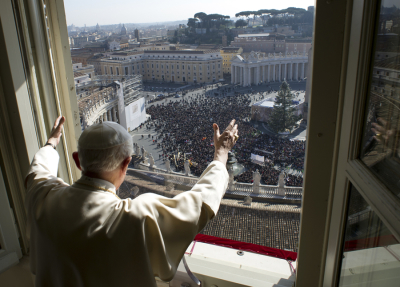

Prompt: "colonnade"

[81,103,120,129]
[92,106,119,124]
[80,77,144,130]
[231,53,308,87]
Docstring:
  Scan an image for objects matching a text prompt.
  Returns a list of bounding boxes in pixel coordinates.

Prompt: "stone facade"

[78,75,142,130]
[230,34,311,55]
[231,51,308,86]
[220,47,243,74]
[99,50,223,84]
[108,41,121,50]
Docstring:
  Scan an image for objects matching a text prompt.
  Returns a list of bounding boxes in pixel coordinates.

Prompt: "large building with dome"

[121,24,127,35]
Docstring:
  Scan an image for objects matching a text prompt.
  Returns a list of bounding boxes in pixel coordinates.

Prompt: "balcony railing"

[131,161,303,202]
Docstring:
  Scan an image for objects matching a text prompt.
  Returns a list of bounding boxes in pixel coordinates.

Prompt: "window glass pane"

[360,1,400,199]
[338,185,400,286]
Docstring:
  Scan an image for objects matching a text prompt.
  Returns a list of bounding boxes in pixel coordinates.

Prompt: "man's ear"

[72,152,82,171]
[121,156,132,173]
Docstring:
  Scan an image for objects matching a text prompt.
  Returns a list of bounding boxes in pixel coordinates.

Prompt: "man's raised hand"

[47,116,65,148]
[213,119,239,165]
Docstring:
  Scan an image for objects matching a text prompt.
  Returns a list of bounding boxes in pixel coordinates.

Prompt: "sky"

[64,0,315,27]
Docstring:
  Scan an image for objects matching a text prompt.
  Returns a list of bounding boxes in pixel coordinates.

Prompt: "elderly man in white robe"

[25,116,239,287]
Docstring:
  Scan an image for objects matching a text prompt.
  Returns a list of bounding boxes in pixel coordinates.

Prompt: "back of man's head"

[77,122,133,173]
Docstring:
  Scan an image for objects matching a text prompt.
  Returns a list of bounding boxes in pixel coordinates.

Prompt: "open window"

[1,0,399,286]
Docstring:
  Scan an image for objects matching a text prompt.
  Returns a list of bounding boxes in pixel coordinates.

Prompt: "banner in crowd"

[125,97,146,131]
[254,148,274,155]
[251,153,264,163]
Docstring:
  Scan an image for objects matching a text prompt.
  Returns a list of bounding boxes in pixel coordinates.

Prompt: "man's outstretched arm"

[25,116,65,190]
[193,119,239,215]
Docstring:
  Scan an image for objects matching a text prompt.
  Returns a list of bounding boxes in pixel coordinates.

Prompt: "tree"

[194,12,208,28]
[268,81,300,133]
[235,11,252,25]
[206,14,230,29]
[258,10,272,25]
[187,18,198,31]
[235,19,247,28]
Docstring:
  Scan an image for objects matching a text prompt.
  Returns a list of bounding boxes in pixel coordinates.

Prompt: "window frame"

[295,0,356,286]
[43,0,81,181]
[323,0,400,285]
[0,164,21,273]
[0,0,81,255]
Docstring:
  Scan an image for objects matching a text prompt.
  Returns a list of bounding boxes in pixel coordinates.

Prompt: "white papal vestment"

[25,147,228,287]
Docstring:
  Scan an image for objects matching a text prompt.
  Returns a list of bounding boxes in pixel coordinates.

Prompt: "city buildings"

[120,24,127,35]
[72,62,97,95]
[78,75,142,129]
[70,50,95,65]
[99,49,223,84]
[230,33,311,54]
[134,28,140,42]
[230,33,277,53]
[108,40,120,50]
[220,47,243,74]
[131,43,170,51]
[72,36,89,48]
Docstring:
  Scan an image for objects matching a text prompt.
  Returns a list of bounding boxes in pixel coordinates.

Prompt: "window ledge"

[168,242,296,287]
[339,244,400,286]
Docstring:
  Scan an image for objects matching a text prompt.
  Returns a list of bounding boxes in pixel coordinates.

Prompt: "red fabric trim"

[194,234,297,261]
[344,234,398,252]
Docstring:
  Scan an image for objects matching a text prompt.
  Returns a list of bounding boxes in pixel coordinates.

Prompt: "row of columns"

[93,106,119,124]
[231,62,307,86]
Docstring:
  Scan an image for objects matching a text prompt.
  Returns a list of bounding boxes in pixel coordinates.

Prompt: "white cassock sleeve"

[125,161,229,281]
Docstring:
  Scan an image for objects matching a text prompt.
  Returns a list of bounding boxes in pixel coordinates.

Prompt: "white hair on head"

[78,140,133,173]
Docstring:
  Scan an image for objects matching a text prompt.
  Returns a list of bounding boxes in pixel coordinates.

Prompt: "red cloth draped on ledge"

[194,234,297,261]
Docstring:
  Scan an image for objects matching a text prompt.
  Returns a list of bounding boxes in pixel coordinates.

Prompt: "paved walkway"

[129,126,167,169]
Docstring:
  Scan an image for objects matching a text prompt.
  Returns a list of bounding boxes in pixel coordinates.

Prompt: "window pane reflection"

[338,185,400,286]
[360,1,400,200]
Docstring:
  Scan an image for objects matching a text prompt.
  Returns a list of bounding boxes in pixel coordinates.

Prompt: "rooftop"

[221,47,242,52]
[238,33,270,38]
[143,49,220,54]
[112,51,144,56]
[73,72,86,78]
[374,55,400,70]
[70,51,95,58]
[196,44,223,50]
[254,100,275,108]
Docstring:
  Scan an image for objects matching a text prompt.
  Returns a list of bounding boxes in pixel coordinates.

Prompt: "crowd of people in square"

[146,88,305,187]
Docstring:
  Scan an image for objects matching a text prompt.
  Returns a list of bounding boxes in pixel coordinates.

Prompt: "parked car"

[174,94,181,98]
